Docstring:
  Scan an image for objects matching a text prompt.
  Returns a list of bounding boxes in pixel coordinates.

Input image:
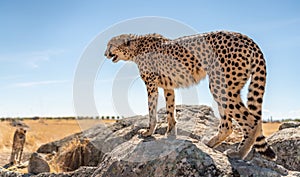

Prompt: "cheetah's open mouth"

[111,54,119,63]
[112,56,119,63]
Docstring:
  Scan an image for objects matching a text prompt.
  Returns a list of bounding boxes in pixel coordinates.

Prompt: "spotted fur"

[105,31,276,160]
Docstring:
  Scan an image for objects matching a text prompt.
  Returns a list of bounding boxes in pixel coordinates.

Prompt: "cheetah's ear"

[124,37,131,46]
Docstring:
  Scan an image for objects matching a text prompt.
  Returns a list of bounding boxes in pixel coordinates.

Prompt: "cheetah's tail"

[247,50,276,161]
[253,135,276,160]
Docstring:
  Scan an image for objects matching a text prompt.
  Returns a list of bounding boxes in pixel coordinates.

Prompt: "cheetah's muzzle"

[107,53,119,63]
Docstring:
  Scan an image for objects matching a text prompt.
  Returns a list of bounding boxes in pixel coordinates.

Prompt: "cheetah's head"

[105,34,136,63]
[16,128,26,139]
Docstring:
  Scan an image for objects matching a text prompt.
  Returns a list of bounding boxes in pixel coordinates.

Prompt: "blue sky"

[0,0,299,120]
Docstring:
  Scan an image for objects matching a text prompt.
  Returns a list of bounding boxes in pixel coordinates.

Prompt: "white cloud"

[0,49,65,69]
[26,49,64,68]
[12,80,68,88]
[287,110,300,118]
[262,108,300,120]
[0,75,23,80]
[263,109,271,113]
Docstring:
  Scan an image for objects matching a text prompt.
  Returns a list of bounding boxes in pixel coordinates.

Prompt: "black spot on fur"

[256,136,265,142]
[248,105,257,111]
[257,98,263,103]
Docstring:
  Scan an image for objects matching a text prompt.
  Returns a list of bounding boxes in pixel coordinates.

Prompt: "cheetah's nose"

[104,50,108,57]
[104,49,114,59]
[106,53,115,59]
[105,45,113,58]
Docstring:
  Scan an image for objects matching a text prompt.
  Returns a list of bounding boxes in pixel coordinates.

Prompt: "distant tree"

[270,116,273,122]
[32,116,40,120]
[106,116,110,119]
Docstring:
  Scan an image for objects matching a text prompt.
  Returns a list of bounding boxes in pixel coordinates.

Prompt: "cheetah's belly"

[155,59,205,89]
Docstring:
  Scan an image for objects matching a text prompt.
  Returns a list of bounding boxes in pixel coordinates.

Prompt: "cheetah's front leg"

[9,149,16,165]
[139,84,158,137]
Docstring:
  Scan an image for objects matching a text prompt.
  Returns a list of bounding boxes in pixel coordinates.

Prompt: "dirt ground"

[0,120,281,168]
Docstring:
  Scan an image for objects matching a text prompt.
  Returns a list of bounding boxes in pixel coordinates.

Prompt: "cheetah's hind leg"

[164,89,177,138]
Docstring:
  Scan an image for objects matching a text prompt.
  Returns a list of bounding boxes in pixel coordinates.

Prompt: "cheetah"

[104,31,276,160]
[9,127,26,165]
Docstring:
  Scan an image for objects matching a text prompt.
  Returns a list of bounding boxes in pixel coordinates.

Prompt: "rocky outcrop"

[28,153,50,174]
[52,138,92,172]
[38,105,222,170]
[93,136,233,177]
[2,105,300,176]
[0,170,23,177]
[10,119,29,128]
[268,126,300,171]
[37,132,82,154]
[279,121,300,130]
[92,135,295,177]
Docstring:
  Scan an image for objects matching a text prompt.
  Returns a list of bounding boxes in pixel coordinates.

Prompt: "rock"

[268,126,300,171]
[93,136,233,177]
[37,132,82,153]
[53,138,92,172]
[0,172,22,177]
[17,105,299,176]
[279,121,300,130]
[38,105,222,171]
[92,135,297,177]
[10,119,29,128]
[35,167,97,177]
[28,153,50,174]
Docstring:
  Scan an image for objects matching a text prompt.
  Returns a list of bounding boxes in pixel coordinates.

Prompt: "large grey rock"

[92,135,297,177]
[279,121,300,130]
[37,132,82,153]
[93,136,233,177]
[28,153,50,174]
[37,105,221,170]
[268,126,300,171]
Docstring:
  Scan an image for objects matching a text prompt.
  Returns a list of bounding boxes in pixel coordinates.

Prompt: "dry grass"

[50,137,90,172]
[0,121,14,152]
[0,119,114,167]
[262,122,281,137]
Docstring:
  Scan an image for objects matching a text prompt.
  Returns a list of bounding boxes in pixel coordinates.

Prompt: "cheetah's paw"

[224,149,243,159]
[138,129,153,137]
